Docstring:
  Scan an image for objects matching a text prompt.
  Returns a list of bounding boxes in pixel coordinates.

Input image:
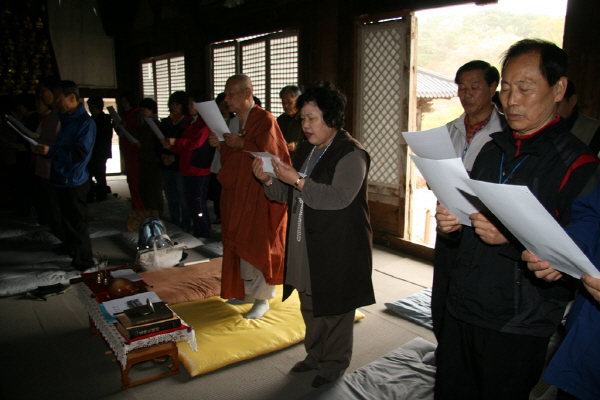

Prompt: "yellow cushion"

[171,285,365,376]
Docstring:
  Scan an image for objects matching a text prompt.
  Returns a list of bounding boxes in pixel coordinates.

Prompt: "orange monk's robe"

[218,105,291,300]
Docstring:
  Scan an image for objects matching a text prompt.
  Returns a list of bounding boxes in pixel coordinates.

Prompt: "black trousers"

[434,311,551,400]
[208,173,221,220]
[431,234,459,341]
[138,161,164,216]
[87,158,109,201]
[55,182,94,270]
[184,175,211,239]
[34,176,64,241]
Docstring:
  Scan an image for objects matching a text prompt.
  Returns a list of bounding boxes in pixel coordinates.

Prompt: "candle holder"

[96,253,103,283]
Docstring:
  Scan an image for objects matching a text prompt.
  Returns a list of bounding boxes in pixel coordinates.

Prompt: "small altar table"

[75,282,197,389]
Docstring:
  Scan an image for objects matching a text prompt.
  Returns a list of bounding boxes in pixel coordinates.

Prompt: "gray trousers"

[299,291,355,381]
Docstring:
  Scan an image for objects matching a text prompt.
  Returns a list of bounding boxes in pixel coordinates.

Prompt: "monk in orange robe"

[209,74,290,319]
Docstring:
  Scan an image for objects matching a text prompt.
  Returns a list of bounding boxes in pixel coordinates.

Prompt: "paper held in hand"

[107,106,122,124]
[402,126,458,160]
[143,117,164,139]
[401,127,479,227]
[194,100,230,141]
[409,155,480,226]
[106,106,138,143]
[248,151,281,178]
[6,120,39,146]
[463,179,600,280]
[6,115,39,140]
[116,125,139,144]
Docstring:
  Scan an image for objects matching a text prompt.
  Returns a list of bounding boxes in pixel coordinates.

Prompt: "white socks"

[226,294,256,305]
[244,299,270,319]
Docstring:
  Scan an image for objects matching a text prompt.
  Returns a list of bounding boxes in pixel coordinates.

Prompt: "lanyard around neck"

[499,153,530,184]
[302,138,335,177]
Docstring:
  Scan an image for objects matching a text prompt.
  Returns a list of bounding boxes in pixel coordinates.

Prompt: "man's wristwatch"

[293,176,302,188]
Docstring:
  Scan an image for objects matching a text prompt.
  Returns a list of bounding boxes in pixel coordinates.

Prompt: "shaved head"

[227,74,253,93]
[224,74,254,115]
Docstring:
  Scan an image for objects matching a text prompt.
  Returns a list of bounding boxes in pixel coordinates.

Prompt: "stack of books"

[116,301,181,340]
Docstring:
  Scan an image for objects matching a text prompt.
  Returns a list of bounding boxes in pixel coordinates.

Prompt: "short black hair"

[168,91,189,114]
[87,96,104,110]
[215,92,226,104]
[279,85,302,98]
[119,91,138,109]
[296,81,346,130]
[455,60,499,87]
[139,98,158,114]
[253,96,262,107]
[56,80,79,101]
[501,38,568,86]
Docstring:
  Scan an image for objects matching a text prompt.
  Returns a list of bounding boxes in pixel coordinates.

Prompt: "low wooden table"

[75,280,197,390]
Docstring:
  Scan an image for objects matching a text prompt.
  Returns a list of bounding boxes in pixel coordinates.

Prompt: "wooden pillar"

[298,0,340,87]
[563,0,600,119]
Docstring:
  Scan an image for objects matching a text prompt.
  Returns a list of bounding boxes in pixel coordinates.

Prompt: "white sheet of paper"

[110,269,143,282]
[248,151,282,178]
[101,292,162,317]
[117,125,139,144]
[410,155,481,226]
[6,115,38,139]
[143,117,164,139]
[402,126,458,160]
[107,106,121,124]
[463,179,600,279]
[194,101,230,141]
[7,120,38,146]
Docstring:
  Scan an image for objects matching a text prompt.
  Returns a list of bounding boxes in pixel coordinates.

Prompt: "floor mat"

[171,286,364,376]
[384,287,433,330]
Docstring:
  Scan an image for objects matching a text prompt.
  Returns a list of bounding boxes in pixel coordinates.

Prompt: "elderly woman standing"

[252,81,375,388]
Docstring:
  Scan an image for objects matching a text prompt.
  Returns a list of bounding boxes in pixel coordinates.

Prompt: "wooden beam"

[373,230,434,262]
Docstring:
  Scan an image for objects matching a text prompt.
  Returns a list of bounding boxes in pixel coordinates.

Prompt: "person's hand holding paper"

[248,151,281,178]
[464,179,600,279]
[224,133,244,149]
[470,212,509,245]
[522,250,564,282]
[143,117,164,139]
[410,155,481,226]
[107,106,121,127]
[208,132,220,147]
[435,204,462,234]
[32,144,49,155]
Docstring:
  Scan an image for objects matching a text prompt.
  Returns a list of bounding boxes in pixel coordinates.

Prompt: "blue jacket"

[48,103,96,188]
[544,178,600,400]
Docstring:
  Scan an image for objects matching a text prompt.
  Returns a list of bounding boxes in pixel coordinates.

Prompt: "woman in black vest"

[252,82,375,388]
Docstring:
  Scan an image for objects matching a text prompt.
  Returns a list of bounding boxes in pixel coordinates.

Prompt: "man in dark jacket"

[86,96,113,202]
[33,80,96,272]
[434,39,600,399]
[276,85,304,158]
